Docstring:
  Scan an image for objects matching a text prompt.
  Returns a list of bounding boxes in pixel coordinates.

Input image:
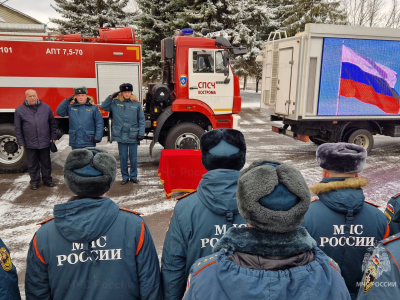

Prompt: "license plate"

[285,130,294,137]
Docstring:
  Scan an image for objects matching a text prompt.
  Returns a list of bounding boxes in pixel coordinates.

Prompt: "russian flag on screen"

[339,44,400,114]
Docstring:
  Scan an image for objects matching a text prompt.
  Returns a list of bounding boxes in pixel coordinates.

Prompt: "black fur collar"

[213,226,317,256]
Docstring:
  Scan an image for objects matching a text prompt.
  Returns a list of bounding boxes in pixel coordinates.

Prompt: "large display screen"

[318,38,400,116]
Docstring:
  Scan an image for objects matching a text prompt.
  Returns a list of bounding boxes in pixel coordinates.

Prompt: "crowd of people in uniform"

[2,86,400,300]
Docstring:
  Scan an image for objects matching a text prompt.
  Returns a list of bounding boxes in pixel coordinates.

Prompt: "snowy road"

[1,91,400,297]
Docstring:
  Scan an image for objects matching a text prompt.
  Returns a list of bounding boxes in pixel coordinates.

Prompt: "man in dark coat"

[101,83,145,185]
[184,158,351,300]
[0,237,21,300]
[161,129,247,300]
[56,87,104,150]
[302,143,389,300]
[14,89,57,190]
[25,148,162,300]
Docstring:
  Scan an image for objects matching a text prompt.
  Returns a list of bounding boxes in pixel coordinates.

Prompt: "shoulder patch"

[329,258,340,273]
[393,193,400,199]
[119,208,143,215]
[386,203,395,214]
[311,198,319,203]
[365,200,380,208]
[36,217,54,226]
[177,191,197,201]
[382,233,400,245]
[0,247,13,271]
[192,254,218,276]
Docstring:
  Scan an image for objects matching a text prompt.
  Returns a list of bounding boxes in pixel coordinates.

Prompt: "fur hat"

[316,142,367,174]
[73,86,87,94]
[119,83,133,92]
[64,148,117,198]
[200,129,246,171]
[237,159,311,233]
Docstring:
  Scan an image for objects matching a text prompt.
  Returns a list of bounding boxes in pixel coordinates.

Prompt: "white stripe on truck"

[0,77,97,88]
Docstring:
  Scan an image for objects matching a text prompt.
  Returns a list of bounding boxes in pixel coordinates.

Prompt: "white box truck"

[256,24,400,152]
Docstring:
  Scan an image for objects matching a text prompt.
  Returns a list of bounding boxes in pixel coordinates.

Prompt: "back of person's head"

[237,159,311,233]
[200,129,246,171]
[316,142,367,176]
[64,148,117,198]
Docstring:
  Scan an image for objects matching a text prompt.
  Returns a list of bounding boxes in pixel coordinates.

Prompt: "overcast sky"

[3,0,59,24]
[2,0,392,28]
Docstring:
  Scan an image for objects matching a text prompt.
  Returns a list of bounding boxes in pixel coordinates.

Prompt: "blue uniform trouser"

[118,142,138,180]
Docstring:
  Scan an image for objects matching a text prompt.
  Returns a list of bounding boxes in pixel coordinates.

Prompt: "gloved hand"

[111,91,120,99]
[67,94,75,102]
[137,136,144,141]
[94,139,101,143]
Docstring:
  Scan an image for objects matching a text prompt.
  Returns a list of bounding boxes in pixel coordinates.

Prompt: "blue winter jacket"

[161,169,247,300]
[14,99,57,149]
[25,197,162,300]
[101,93,145,144]
[383,193,400,235]
[357,233,400,300]
[302,177,389,300]
[184,227,351,300]
[56,96,104,148]
[0,238,21,300]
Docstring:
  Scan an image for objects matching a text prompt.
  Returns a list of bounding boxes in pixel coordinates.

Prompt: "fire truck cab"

[145,29,246,155]
[0,26,246,172]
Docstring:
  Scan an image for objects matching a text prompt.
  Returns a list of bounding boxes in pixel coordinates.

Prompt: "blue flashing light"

[180,28,194,36]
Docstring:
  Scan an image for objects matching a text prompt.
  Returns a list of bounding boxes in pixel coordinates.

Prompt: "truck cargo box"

[259,24,400,121]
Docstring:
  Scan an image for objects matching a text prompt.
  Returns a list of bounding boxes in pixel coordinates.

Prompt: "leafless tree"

[342,0,400,27]
[385,0,400,27]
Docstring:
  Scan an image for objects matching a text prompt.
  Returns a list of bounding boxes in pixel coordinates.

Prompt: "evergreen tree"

[50,0,134,37]
[173,0,272,89]
[228,0,271,89]
[134,0,186,83]
[279,0,347,37]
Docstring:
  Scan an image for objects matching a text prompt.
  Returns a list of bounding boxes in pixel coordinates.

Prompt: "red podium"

[158,149,207,198]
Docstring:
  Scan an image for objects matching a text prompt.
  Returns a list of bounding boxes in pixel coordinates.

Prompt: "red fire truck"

[0,26,246,172]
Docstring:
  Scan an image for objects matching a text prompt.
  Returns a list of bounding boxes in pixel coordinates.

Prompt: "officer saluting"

[56,87,104,150]
[101,83,145,184]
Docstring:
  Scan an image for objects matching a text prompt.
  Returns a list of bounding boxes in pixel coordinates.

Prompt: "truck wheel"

[0,123,27,173]
[165,123,205,149]
[346,129,374,153]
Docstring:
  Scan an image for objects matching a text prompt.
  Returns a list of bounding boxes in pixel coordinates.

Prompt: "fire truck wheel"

[0,123,27,173]
[165,123,205,150]
[346,129,374,153]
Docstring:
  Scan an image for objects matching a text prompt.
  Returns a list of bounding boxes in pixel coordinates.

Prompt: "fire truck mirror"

[224,67,229,77]
[232,47,247,57]
[223,51,229,67]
